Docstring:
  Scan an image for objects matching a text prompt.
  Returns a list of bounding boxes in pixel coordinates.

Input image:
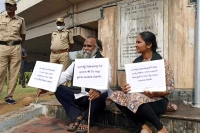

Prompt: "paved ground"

[3,99,200,133]
[11,116,131,133]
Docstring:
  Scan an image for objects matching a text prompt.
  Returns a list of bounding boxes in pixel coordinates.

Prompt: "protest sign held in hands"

[73,58,109,90]
[28,61,63,92]
[125,59,166,92]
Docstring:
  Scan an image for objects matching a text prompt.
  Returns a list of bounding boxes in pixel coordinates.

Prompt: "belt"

[51,49,68,54]
[0,41,21,46]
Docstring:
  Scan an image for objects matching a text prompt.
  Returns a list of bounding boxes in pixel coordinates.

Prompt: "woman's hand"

[144,90,155,98]
[122,84,131,94]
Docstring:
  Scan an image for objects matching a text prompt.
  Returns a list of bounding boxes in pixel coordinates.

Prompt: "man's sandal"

[66,118,81,132]
[76,120,88,133]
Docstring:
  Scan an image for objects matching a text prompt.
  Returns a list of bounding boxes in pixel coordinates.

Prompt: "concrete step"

[0,104,43,133]
[41,99,200,133]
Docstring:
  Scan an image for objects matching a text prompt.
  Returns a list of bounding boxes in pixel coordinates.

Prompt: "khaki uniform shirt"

[0,14,26,41]
[50,29,74,51]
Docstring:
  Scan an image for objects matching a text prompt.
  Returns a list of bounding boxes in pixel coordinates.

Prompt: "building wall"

[99,6,118,87]
[168,0,195,89]
[25,0,120,40]
[16,0,196,89]
[99,0,196,89]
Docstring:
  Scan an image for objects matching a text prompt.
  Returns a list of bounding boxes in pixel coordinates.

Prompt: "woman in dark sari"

[108,31,175,133]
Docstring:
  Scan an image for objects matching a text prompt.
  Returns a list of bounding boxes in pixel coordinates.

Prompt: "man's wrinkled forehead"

[84,38,96,46]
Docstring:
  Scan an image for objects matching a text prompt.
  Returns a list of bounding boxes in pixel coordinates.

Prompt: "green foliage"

[0,85,35,101]
[25,72,32,84]
[4,72,32,85]
[69,58,74,65]
[76,52,82,59]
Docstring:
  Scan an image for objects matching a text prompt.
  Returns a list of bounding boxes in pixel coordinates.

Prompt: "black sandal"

[66,118,81,132]
[76,120,88,133]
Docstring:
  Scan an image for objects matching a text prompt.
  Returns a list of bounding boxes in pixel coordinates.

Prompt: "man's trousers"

[55,85,108,122]
[0,45,21,99]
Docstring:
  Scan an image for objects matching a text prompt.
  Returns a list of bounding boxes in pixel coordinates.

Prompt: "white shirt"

[58,59,112,99]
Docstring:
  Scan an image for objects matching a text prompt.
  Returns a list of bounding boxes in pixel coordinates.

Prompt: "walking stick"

[88,100,91,133]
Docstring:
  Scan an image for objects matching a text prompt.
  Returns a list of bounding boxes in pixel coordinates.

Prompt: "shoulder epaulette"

[15,15,24,20]
[63,29,71,32]
[0,14,6,17]
[0,14,6,19]
[52,30,58,33]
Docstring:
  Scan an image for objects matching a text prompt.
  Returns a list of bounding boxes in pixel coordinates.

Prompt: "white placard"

[73,58,109,90]
[28,61,63,92]
[125,59,166,92]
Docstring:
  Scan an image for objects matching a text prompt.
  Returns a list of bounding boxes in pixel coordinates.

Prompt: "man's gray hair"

[87,36,103,51]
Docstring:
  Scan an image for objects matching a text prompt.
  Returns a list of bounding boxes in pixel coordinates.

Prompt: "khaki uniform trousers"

[50,51,69,71]
[0,45,21,99]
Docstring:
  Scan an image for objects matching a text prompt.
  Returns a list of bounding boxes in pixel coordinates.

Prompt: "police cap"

[5,0,17,5]
[56,18,64,23]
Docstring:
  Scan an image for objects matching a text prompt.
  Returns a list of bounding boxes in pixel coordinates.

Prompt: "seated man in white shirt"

[37,37,111,133]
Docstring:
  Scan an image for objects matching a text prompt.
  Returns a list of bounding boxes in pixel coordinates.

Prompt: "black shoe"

[5,98,16,104]
[22,85,26,88]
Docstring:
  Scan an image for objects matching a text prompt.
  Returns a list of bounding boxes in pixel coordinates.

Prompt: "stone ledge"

[1,99,199,133]
[40,99,200,121]
[41,99,200,132]
[0,104,43,133]
[162,103,200,121]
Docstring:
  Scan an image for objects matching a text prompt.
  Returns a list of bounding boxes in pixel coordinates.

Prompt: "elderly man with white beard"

[37,37,111,133]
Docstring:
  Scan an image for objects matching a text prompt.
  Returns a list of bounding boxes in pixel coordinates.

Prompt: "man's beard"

[81,47,98,58]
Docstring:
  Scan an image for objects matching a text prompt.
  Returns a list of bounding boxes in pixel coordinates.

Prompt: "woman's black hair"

[139,31,158,52]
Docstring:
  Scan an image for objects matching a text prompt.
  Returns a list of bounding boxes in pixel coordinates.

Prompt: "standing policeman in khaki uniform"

[0,0,26,104]
[50,18,74,71]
